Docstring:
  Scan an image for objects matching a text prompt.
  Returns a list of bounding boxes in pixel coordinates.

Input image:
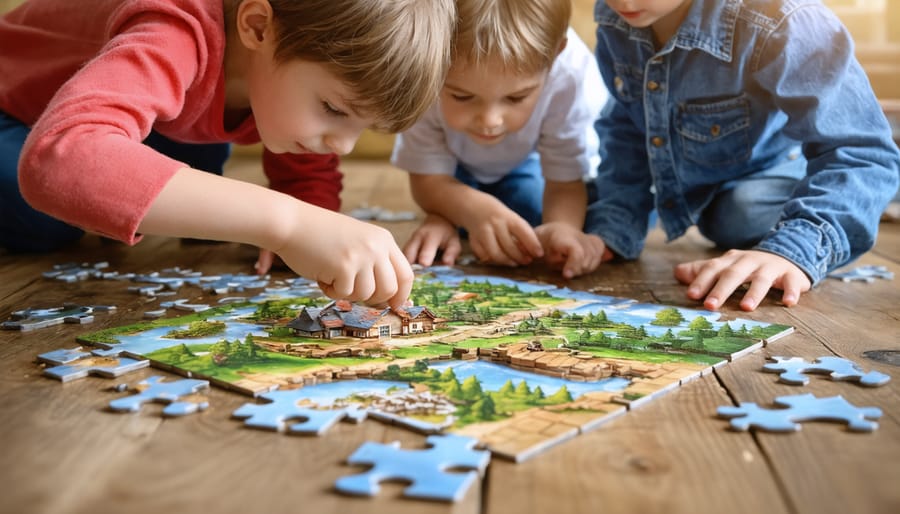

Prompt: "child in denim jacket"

[587,0,900,311]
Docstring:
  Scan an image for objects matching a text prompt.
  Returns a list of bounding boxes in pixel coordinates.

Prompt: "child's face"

[605,0,692,38]
[439,59,547,146]
[246,57,375,156]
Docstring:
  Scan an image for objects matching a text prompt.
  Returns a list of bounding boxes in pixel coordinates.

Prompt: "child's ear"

[556,37,568,57]
[236,0,274,49]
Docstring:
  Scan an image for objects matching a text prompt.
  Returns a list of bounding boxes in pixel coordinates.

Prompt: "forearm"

[543,180,587,228]
[409,173,493,228]
[138,167,303,251]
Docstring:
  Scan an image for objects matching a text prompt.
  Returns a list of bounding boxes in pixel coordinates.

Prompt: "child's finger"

[417,232,445,267]
[387,250,414,311]
[510,222,543,259]
[351,268,377,304]
[497,228,529,264]
[441,234,462,265]
[403,233,424,264]
[740,274,775,312]
[255,249,275,275]
[674,259,705,285]
[562,243,585,279]
[682,261,720,300]
[780,272,805,307]
[703,261,755,310]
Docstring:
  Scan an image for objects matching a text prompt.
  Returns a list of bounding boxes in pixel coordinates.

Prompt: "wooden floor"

[1,156,898,514]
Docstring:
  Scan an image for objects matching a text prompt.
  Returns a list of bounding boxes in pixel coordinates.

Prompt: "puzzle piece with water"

[717,393,882,432]
[38,347,148,382]
[110,376,209,416]
[3,304,116,331]
[828,264,894,283]
[763,356,890,387]
[335,434,490,502]
[232,389,367,434]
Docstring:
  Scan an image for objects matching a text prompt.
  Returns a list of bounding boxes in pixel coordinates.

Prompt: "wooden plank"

[713,252,900,514]
[484,373,791,514]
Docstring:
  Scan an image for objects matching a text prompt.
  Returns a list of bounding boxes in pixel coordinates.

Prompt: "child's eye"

[506,96,526,104]
[451,94,473,102]
[322,101,346,117]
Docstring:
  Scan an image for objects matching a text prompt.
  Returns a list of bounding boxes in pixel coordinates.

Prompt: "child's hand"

[674,249,812,311]
[535,222,609,279]
[403,214,462,266]
[461,198,544,267]
[272,212,414,311]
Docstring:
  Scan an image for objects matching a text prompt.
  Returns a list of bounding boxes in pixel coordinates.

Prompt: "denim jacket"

[586,0,900,284]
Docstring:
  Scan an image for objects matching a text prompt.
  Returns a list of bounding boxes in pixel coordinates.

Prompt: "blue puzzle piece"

[3,305,95,331]
[828,264,894,283]
[335,434,490,502]
[110,376,209,417]
[717,393,882,432]
[232,389,367,434]
[763,356,890,387]
[38,347,149,383]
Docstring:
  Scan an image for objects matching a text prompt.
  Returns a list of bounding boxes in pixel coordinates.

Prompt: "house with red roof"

[285,300,440,339]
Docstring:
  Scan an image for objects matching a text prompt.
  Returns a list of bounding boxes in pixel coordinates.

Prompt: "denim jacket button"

[614,76,624,94]
[710,124,721,137]
[647,80,659,91]
[651,136,665,147]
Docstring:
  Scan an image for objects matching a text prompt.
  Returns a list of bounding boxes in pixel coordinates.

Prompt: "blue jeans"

[0,111,230,253]
[454,152,544,228]
[696,156,805,249]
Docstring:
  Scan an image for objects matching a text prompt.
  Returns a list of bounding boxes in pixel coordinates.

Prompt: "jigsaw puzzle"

[3,304,115,331]
[38,347,149,382]
[233,389,367,434]
[74,266,793,461]
[717,393,882,432]
[335,434,490,502]
[763,356,891,387]
[109,376,210,416]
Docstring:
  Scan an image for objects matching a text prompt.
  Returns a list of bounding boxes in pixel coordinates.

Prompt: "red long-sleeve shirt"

[0,0,341,244]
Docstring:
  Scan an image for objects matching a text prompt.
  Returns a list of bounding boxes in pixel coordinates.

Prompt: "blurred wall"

[2,0,896,157]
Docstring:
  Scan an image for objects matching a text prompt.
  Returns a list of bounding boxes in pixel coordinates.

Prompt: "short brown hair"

[265,0,456,133]
[455,0,570,73]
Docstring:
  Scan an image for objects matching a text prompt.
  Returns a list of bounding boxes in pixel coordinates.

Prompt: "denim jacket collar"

[595,0,740,61]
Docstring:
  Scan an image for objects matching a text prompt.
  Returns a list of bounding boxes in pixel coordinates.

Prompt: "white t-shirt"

[391,28,607,184]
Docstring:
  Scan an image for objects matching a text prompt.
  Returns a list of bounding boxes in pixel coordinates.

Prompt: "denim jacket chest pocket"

[676,95,751,167]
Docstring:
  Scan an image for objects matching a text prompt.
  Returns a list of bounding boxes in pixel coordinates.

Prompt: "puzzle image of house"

[75,266,794,461]
[286,300,440,339]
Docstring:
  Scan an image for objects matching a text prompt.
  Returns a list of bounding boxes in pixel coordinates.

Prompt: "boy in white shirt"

[392,0,609,279]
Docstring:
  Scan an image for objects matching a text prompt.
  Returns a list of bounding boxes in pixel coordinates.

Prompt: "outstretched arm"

[140,167,413,310]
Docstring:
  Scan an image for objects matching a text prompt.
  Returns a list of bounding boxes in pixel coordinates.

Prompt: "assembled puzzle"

[73,266,793,461]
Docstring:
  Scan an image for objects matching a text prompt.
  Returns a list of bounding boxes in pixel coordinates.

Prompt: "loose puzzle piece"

[43,262,110,282]
[109,376,210,416]
[335,434,490,502]
[38,347,149,382]
[232,389,367,434]
[3,304,115,331]
[763,356,890,387]
[717,393,882,432]
[828,264,894,283]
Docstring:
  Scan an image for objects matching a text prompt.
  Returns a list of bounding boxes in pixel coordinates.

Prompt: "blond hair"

[455,0,570,73]
[264,0,456,133]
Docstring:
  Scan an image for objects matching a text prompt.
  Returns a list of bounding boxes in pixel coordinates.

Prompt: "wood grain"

[1,156,897,514]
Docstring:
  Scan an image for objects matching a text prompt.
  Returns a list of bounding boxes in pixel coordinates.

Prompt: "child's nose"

[479,106,504,128]
[324,133,357,156]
